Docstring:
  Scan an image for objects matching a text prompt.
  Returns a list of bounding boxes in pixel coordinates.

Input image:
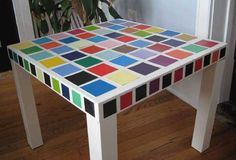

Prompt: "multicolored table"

[8,19,226,160]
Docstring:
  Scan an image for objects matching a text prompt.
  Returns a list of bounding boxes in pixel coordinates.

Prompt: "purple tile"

[122,22,138,27]
[98,22,113,27]
[149,55,177,66]
[62,51,86,60]
[149,78,160,95]
[130,49,157,59]
[129,63,159,75]
[162,39,185,47]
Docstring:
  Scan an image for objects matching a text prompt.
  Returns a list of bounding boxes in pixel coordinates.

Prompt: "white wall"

[114,0,197,34]
[114,0,200,108]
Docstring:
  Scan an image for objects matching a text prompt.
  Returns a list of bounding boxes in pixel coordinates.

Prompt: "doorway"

[0,0,19,73]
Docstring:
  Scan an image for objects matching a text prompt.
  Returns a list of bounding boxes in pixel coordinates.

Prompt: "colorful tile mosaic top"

[8,19,226,119]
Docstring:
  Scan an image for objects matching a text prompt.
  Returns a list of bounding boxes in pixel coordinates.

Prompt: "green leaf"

[109,6,122,19]
[97,7,107,22]
[40,19,49,34]
[40,0,55,14]
[60,0,72,11]
[49,11,61,33]
[81,0,94,20]
[62,19,71,31]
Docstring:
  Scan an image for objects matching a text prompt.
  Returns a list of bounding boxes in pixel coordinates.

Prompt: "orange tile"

[40,41,62,49]
[166,50,192,59]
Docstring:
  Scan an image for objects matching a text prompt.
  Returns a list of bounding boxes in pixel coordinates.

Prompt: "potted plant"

[29,0,122,36]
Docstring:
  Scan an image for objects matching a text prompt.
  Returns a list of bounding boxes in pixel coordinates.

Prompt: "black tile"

[30,63,36,76]
[13,52,18,63]
[103,99,117,118]
[44,72,51,87]
[185,62,193,77]
[18,56,24,67]
[220,48,226,59]
[66,71,97,86]
[85,98,95,117]
[104,32,123,38]
[146,35,167,42]
[204,54,211,67]
[162,73,172,88]
[136,84,147,102]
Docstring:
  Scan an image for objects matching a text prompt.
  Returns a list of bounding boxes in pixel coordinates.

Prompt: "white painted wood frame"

[11,60,43,149]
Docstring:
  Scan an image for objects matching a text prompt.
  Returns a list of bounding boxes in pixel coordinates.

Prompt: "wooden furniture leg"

[11,61,43,149]
[86,114,118,160]
[192,62,224,152]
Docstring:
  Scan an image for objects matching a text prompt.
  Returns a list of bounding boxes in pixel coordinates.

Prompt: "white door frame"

[169,0,236,107]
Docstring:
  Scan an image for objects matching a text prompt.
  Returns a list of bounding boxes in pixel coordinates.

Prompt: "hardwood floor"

[0,71,236,160]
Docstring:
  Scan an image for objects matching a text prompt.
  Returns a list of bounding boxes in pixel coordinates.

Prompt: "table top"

[8,19,226,120]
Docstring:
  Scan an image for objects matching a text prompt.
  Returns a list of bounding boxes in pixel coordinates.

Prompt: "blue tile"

[104,32,123,38]
[160,30,180,37]
[95,50,122,61]
[88,36,108,43]
[62,51,86,60]
[162,39,185,47]
[107,25,125,30]
[51,46,73,54]
[81,80,116,96]
[33,37,52,44]
[61,84,70,100]
[129,40,152,48]
[30,51,53,61]
[110,19,126,24]
[52,64,81,76]
[59,37,79,44]
[110,55,137,67]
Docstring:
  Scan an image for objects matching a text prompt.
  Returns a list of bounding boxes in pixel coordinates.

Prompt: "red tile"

[88,64,117,76]
[174,68,183,82]
[195,40,218,47]
[68,29,85,35]
[76,32,96,39]
[133,24,151,30]
[116,35,136,42]
[148,43,172,52]
[195,58,203,72]
[120,92,132,110]
[40,41,61,49]
[80,45,104,54]
[212,50,219,63]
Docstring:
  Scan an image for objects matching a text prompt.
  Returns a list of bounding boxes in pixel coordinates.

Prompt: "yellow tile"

[175,34,196,41]
[40,57,66,68]
[145,27,164,33]
[68,40,92,49]
[12,41,35,49]
[107,70,139,86]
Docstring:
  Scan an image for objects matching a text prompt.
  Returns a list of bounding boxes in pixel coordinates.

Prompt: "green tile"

[36,68,44,82]
[75,57,102,68]
[84,25,100,31]
[21,46,42,55]
[52,78,60,93]
[132,31,152,37]
[72,90,82,108]
[182,44,207,53]
[23,59,30,72]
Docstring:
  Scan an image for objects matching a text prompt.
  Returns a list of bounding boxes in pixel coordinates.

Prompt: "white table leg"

[86,114,118,160]
[11,61,43,149]
[192,62,224,152]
